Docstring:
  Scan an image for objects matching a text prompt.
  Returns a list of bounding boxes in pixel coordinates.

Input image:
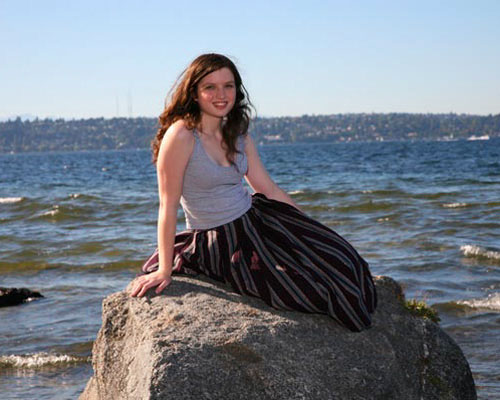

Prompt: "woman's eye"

[203,84,233,90]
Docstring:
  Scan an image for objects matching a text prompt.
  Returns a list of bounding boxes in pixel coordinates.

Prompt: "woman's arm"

[130,122,194,297]
[243,134,303,212]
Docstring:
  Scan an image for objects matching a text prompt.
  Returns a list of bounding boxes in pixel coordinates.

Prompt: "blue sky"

[1,0,499,120]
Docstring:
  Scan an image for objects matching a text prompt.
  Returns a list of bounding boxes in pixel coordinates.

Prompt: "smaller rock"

[0,287,44,307]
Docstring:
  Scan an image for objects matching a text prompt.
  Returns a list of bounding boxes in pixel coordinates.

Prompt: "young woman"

[130,53,377,332]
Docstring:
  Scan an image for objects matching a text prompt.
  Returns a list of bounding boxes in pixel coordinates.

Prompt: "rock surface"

[0,287,44,307]
[79,275,476,400]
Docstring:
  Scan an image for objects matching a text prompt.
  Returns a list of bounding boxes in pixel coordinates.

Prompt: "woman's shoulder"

[165,119,195,144]
[241,131,253,148]
[157,120,195,162]
[162,119,195,151]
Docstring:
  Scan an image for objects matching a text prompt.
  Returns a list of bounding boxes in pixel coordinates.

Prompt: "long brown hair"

[151,53,255,166]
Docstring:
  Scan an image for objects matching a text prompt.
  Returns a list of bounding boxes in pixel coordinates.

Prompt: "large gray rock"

[79,275,476,400]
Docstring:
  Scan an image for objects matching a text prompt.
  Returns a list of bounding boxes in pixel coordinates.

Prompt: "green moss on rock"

[403,298,441,323]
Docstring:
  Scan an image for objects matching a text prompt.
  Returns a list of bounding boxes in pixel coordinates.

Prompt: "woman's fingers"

[129,274,171,297]
[137,279,152,297]
[130,276,145,296]
[137,276,160,297]
[155,279,169,294]
[129,279,143,297]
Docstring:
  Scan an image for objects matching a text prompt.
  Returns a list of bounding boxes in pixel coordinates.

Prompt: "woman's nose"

[216,87,226,99]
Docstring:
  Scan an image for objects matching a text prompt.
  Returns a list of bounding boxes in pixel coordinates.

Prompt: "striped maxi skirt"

[139,192,378,332]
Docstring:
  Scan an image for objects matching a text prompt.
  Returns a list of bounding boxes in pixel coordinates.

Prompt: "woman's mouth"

[213,102,228,109]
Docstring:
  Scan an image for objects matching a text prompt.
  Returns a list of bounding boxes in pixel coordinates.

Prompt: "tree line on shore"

[0,112,499,153]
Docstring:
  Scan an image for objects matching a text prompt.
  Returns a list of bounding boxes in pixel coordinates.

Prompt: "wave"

[40,205,61,217]
[66,193,101,202]
[413,191,460,200]
[457,293,500,311]
[0,259,61,273]
[287,189,348,201]
[0,197,24,204]
[28,203,98,222]
[1,197,101,223]
[460,245,500,261]
[361,189,408,197]
[442,202,468,208]
[0,352,90,370]
[336,200,397,213]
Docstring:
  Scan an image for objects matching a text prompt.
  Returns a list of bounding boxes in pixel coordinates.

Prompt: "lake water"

[1,138,499,399]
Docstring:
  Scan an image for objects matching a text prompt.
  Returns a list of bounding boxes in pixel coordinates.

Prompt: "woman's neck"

[198,114,223,138]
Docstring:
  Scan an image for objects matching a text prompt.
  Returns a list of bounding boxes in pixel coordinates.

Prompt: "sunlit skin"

[129,67,302,298]
[196,67,236,125]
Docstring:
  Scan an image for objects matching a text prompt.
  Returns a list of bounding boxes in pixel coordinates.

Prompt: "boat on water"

[467,135,490,141]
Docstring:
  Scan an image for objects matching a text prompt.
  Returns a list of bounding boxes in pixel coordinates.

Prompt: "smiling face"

[195,67,237,119]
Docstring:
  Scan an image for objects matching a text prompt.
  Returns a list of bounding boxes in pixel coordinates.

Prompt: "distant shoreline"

[1,113,499,153]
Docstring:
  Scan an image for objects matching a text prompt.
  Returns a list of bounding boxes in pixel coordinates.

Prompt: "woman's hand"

[129,270,172,297]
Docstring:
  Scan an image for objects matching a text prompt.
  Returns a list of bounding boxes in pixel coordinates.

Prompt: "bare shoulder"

[157,120,195,168]
[243,132,254,147]
[164,119,195,145]
[243,132,258,153]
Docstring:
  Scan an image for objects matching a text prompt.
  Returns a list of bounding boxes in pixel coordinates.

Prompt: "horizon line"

[1,111,499,122]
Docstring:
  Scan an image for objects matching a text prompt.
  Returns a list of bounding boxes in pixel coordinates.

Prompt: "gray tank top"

[180,128,252,229]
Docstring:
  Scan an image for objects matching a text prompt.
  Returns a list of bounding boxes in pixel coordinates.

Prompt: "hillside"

[1,113,499,153]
